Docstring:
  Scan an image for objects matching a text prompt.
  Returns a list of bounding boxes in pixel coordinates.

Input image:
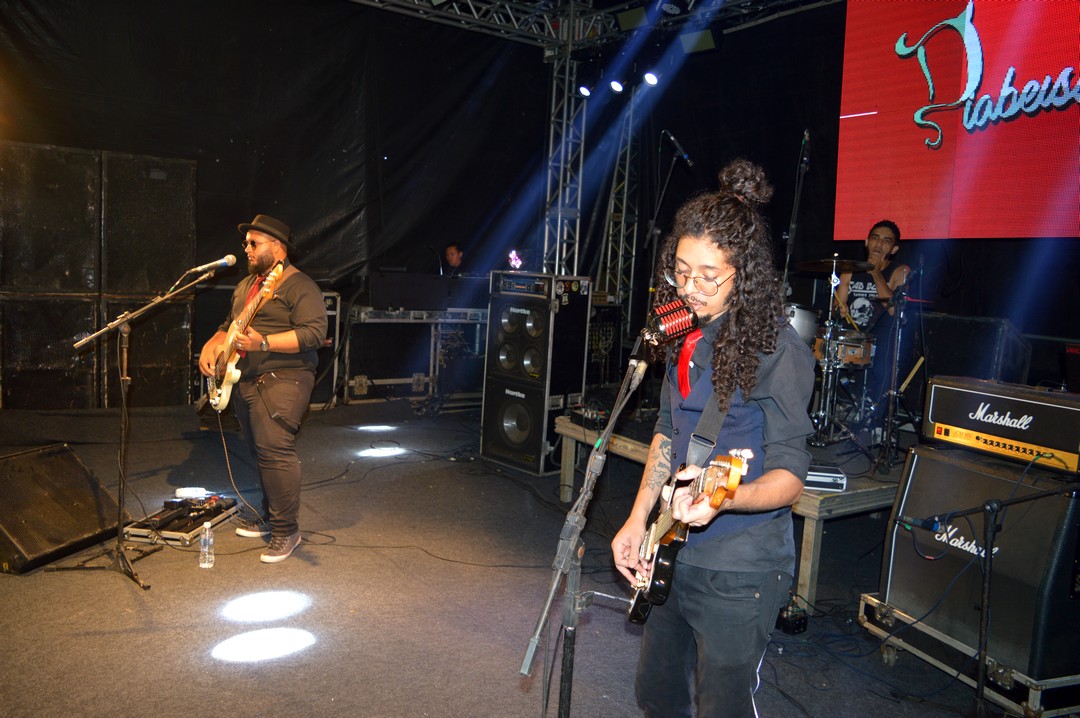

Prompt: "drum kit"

[790,255,930,461]
[787,256,879,449]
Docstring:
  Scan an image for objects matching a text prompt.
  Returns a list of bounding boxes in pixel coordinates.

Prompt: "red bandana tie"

[677,328,703,398]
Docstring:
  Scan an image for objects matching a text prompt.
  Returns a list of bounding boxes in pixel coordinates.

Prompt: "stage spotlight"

[221,591,312,623]
[508,250,523,269]
[658,0,690,16]
[610,80,624,93]
[578,84,592,98]
[643,71,659,86]
[358,446,406,458]
[212,628,316,663]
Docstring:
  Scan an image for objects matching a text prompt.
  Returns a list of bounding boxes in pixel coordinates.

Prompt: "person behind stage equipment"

[198,214,327,564]
[443,242,465,276]
[833,219,912,436]
[611,159,816,717]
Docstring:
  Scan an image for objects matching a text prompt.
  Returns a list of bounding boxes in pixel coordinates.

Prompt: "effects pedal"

[776,597,808,634]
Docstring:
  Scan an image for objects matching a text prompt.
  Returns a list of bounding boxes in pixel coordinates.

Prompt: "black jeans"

[232,369,315,537]
[636,566,791,717]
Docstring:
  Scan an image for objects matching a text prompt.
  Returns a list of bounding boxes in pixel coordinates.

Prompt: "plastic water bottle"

[199,521,215,568]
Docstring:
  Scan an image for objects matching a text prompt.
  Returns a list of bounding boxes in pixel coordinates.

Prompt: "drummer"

[834,220,911,439]
[834,219,910,332]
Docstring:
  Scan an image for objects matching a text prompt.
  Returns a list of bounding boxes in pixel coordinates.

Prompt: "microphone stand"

[780,132,811,295]
[645,132,690,298]
[56,269,222,589]
[520,333,651,716]
[636,153,680,412]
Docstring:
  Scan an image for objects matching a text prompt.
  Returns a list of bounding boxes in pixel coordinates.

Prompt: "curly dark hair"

[650,158,786,410]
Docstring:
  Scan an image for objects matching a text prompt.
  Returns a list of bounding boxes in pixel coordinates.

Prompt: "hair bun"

[718,158,773,207]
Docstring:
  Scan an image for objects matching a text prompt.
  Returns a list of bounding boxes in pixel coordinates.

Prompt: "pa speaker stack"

[480,272,590,474]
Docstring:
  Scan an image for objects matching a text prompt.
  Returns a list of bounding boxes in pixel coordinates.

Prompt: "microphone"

[800,129,811,168]
[642,298,698,344]
[189,255,237,274]
[662,130,694,167]
[897,514,942,532]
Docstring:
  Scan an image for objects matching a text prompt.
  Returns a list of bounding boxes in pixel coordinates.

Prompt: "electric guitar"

[206,261,284,412]
[627,449,753,625]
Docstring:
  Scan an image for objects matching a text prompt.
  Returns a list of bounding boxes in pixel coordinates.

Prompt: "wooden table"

[554,414,899,609]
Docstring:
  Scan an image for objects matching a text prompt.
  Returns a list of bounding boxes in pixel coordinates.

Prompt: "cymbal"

[797,258,874,274]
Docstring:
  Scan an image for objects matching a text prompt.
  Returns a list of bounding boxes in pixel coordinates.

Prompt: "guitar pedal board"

[125,495,238,547]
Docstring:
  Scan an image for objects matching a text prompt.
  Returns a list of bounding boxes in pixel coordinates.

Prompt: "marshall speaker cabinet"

[480,272,590,474]
[862,444,1080,715]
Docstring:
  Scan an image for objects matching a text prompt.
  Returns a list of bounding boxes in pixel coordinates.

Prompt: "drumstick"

[899,357,925,394]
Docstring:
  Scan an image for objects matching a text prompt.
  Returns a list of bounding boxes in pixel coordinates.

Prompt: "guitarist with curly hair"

[612,160,815,717]
[198,214,327,564]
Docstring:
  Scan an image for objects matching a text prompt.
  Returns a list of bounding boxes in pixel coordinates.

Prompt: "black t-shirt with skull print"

[846,269,892,335]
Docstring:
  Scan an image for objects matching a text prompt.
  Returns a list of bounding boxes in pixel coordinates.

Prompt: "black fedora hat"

[238,214,292,248]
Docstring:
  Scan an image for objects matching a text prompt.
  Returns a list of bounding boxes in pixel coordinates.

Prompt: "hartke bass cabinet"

[480,272,590,475]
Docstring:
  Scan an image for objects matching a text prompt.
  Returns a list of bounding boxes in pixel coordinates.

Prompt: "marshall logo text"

[968,401,1034,430]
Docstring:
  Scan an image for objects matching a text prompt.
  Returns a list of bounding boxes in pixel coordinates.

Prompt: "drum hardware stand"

[58,269,220,589]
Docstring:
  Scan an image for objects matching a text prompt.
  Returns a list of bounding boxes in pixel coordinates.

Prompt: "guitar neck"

[650,506,678,543]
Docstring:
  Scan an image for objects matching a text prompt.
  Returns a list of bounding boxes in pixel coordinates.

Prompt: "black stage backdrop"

[0,0,549,284]
[1,0,1076,343]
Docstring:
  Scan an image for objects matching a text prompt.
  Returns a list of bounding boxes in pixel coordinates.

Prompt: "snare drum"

[784,303,818,346]
[813,326,875,366]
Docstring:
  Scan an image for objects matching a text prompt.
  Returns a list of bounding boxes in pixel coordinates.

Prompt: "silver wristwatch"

[260,337,269,352]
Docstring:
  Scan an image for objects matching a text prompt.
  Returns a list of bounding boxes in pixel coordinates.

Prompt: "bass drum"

[784,303,818,346]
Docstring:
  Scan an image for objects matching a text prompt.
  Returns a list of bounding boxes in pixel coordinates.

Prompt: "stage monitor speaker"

[481,272,590,474]
[882,444,1080,680]
[0,444,125,574]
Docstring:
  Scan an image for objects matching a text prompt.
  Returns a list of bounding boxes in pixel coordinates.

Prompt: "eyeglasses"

[241,239,274,250]
[663,268,735,297]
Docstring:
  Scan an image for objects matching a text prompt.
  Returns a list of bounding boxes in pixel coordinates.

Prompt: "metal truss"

[346,0,629,49]
[541,52,586,275]
[597,90,639,339]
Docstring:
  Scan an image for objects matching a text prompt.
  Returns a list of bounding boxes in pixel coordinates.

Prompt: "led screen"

[835,0,1078,241]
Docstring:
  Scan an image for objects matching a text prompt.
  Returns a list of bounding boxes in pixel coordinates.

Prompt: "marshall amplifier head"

[924,376,1080,473]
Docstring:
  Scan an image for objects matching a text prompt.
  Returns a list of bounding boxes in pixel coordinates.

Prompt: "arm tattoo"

[645,436,672,491]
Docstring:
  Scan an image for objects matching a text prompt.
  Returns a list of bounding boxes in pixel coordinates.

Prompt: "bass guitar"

[206,261,284,412]
[627,449,753,625]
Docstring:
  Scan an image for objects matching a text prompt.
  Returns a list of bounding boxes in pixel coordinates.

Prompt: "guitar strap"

[685,390,727,469]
